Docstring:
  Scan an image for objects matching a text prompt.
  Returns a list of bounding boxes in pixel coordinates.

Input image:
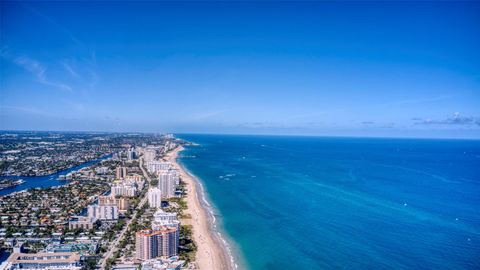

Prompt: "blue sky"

[1,1,479,138]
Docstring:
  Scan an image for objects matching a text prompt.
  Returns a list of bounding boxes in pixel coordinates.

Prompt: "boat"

[0,179,26,190]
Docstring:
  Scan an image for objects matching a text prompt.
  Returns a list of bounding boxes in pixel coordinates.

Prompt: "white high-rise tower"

[148,187,162,208]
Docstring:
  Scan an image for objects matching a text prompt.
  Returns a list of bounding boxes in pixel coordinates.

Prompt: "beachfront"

[166,146,234,270]
[0,133,190,269]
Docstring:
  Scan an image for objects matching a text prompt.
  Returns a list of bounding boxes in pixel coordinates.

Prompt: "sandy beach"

[165,146,234,270]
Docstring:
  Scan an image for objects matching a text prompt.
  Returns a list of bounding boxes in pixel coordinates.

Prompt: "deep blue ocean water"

[177,134,480,270]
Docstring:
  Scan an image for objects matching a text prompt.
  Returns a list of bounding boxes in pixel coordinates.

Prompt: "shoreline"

[166,146,237,270]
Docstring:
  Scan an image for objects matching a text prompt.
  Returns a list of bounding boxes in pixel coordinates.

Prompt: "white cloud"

[413,113,480,126]
[1,48,73,92]
[61,60,80,78]
[15,56,72,92]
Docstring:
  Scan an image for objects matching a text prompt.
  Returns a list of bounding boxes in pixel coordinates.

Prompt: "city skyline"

[1,1,479,138]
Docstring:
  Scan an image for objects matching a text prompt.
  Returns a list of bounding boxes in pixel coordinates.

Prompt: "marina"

[0,154,112,197]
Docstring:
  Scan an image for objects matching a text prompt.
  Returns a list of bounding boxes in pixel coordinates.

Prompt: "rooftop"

[7,252,81,264]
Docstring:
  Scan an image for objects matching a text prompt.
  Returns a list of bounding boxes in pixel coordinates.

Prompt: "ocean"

[177,134,480,270]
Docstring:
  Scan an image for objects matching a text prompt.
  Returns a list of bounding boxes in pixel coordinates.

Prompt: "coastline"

[165,146,237,270]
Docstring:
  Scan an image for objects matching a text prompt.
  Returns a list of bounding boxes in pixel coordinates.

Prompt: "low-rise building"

[68,216,96,230]
[2,252,82,269]
[45,241,98,255]
[112,264,139,270]
[152,209,179,229]
[141,257,184,270]
[88,204,119,220]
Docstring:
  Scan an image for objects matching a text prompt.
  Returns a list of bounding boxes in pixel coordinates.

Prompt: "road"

[99,157,151,269]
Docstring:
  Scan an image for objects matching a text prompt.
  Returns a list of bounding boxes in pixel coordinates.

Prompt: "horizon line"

[1,129,479,141]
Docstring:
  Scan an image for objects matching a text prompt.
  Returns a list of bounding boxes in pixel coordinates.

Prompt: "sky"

[1,1,479,138]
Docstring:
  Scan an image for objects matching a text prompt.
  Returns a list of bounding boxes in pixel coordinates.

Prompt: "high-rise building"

[117,197,130,212]
[152,209,180,238]
[111,184,137,197]
[146,161,171,174]
[99,195,129,212]
[144,148,157,162]
[87,205,118,220]
[127,148,136,160]
[169,169,180,185]
[98,195,116,206]
[125,174,143,182]
[157,227,178,259]
[158,172,177,198]
[148,187,163,208]
[135,230,155,261]
[135,227,178,260]
[115,167,127,179]
[164,141,177,151]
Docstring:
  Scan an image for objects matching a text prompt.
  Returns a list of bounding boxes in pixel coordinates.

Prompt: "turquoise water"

[178,134,480,270]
